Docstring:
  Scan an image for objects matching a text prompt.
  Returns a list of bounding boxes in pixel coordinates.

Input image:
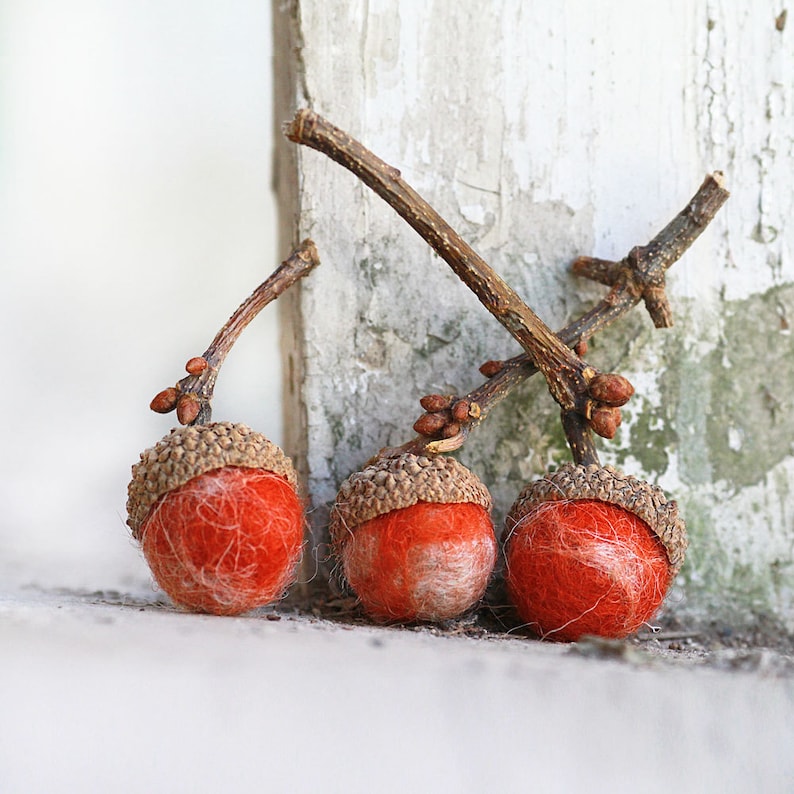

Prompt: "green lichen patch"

[675,492,794,628]
[703,284,794,488]
[654,285,794,490]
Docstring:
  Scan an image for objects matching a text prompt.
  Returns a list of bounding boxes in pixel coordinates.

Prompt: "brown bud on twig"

[413,412,448,437]
[176,393,201,425]
[185,356,209,375]
[441,422,461,439]
[451,400,471,423]
[150,387,179,414]
[479,360,504,378]
[144,240,320,425]
[589,405,622,439]
[574,340,588,357]
[420,394,453,412]
[588,373,634,407]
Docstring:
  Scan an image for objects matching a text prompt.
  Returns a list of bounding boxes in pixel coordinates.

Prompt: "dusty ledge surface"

[2,583,793,793]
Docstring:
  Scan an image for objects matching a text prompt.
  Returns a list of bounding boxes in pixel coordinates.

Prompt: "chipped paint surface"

[276,1,794,629]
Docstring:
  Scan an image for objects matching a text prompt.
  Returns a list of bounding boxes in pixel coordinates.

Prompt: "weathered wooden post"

[274,1,794,632]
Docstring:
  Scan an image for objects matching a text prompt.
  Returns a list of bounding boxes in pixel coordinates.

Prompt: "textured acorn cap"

[126,421,298,539]
[506,462,688,572]
[329,453,492,549]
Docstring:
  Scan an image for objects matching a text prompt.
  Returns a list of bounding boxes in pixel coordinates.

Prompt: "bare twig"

[149,239,321,425]
[286,110,638,462]
[387,172,729,459]
[467,173,729,415]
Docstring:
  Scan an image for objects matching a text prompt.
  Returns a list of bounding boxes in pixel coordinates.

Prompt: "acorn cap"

[126,421,298,539]
[329,453,492,549]
[506,462,688,572]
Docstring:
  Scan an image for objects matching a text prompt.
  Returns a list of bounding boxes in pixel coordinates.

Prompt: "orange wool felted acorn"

[504,463,688,641]
[329,453,497,623]
[126,240,320,615]
[127,422,304,615]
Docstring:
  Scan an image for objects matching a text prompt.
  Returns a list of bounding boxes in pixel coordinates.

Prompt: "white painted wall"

[0,1,280,588]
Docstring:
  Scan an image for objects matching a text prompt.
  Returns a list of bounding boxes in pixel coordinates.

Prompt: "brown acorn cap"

[329,453,492,549]
[506,462,688,572]
[126,421,298,539]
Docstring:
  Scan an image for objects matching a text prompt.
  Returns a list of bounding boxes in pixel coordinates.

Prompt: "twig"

[286,110,636,463]
[468,173,729,415]
[379,172,729,460]
[149,239,321,425]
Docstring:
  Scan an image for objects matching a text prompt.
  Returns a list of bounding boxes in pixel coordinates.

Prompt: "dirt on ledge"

[39,581,794,678]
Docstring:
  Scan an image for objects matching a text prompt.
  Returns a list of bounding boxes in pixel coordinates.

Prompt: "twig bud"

[150,387,179,414]
[413,412,448,436]
[185,356,209,375]
[479,360,504,378]
[176,393,201,425]
[420,394,453,412]
[588,373,635,407]
[589,405,622,439]
[451,400,471,423]
[441,422,461,439]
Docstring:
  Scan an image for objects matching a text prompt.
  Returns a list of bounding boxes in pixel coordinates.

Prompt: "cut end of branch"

[283,109,315,143]
[296,237,321,268]
[710,170,727,190]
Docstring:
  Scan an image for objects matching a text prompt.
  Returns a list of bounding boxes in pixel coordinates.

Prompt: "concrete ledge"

[2,587,792,793]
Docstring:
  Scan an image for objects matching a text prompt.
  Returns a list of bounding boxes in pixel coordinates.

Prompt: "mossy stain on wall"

[704,284,793,488]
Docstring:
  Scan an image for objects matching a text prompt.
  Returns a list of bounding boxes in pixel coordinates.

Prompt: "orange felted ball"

[330,453,497,622]
[340,501,496,622]
[505,464,688,642]
[127,422,304,615]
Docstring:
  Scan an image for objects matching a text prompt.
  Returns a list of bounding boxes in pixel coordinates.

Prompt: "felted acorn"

[126,240,320,615]
[504,462,688,641]
[329,453,497,623]
[127,422,304,615]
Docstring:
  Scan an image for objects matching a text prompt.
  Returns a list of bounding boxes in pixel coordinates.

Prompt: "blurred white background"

[0,1,281,589]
